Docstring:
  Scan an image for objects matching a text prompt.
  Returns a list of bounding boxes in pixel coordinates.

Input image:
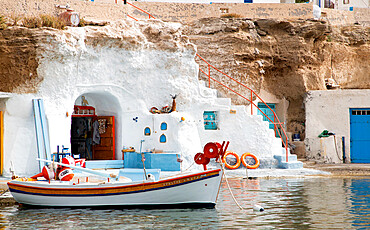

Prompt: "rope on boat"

[220,162,244,211]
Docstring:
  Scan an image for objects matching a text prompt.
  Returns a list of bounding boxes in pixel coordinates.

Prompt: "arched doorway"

[70,92,122,160]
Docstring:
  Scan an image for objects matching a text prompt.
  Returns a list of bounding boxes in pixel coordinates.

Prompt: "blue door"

[244,0,253,3]
[258,103,276,130]
[350,108,370,163]
[257,103,283,138]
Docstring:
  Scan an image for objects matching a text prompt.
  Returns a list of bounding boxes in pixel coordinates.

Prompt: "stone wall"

[305,89,370,163]
[1,1,369,25]
[0,1,314,22]
[354,7,370,26]
[322,7,370,26]
[129,2,314,22]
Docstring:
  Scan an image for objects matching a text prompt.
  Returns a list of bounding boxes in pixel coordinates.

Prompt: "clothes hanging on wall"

[93,120,101,145]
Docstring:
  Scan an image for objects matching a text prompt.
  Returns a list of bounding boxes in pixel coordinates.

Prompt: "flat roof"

[0,92,12,98]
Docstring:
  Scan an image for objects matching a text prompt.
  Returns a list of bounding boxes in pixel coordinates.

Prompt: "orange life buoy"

[222,151,241,170]
[241,152,260,169]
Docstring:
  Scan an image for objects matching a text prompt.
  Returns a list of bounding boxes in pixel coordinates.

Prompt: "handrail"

[126,2,156,19]
[196,53,289,162]
[127,14,138,21]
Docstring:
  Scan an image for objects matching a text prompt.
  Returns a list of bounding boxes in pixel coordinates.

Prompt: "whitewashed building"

[0,20,294,177]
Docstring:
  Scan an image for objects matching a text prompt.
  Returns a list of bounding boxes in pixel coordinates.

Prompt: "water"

[0,177,369,229]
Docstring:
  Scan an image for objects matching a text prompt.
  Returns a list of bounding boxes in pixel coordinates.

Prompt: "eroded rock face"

[0,27,42,93]
[184,18,370,134]
[0,19,195,94]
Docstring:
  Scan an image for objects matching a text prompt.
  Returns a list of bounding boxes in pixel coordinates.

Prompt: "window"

[144,127,151,136]
[219,8,229,14]
[343,0,349,4]
[160,134,167,143]
[160,122,167,130]
[203,111,218,130]
[352,110,370,115]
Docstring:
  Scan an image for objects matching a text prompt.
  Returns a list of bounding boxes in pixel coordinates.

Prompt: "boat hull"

[8,169,222,208]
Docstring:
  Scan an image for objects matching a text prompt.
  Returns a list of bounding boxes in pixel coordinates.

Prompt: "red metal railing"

[196,54,289,162]
[126,2,156,19]
[127,14,138,21]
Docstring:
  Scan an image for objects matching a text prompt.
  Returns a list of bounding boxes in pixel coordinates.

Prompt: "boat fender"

[222,151,241,170]
[146,174,156,182]
[62,156,75,166]
[58,167,74,181]
[240,153,260,169]
[30,165,54,180]
[75,159,86,168]
[253,204,264,212]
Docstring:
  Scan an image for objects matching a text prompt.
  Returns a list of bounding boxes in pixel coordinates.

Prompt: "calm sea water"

[0,177,369,229]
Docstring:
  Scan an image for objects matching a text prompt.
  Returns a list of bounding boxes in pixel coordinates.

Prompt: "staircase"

[123,2,302,169]
[274,154,303,169]
[195,53,304,169]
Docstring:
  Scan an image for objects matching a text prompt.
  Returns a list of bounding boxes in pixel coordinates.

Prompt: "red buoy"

[31,165,55,180]
[58,167,74,181]
[62,156,75,166]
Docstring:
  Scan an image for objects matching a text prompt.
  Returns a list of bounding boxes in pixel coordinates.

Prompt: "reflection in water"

[0,177,369,229]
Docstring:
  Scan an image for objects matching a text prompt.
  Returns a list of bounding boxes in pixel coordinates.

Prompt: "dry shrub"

[0,15,7,30]
[40,15,66,29]
[221,13,243,19]
[22,16,42,28]
[78,17,86,27]
[10,14,21,26]
[23,15,66,29]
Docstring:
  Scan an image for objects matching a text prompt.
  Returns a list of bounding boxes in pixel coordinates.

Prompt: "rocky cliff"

[1,18,369,136]
[184,18,370,135]
[0,20,192,94]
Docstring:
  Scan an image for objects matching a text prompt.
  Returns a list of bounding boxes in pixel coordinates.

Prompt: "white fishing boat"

[7,168,222,208]
[7,141,229,208]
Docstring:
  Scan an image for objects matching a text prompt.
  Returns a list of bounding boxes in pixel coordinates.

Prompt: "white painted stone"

[305,89,370,163]
[2,20,283,176]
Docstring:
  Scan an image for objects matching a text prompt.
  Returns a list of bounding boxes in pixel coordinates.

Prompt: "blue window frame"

[144,127,151,136]
[160,134,167,143]
[160,122,167,130]
[203,111,218,130]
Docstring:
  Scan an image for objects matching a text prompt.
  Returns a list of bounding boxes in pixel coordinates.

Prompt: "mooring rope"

[220,162,244,211]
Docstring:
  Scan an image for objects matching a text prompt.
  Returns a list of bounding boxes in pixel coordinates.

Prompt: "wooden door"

[92,116,115,160]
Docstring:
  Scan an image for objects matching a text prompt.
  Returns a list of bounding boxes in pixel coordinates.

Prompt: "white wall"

[337,0,369,10]
[305,89,370,163]
[136,0,282,3]
[136,0,243,2]
[2,20,283,176]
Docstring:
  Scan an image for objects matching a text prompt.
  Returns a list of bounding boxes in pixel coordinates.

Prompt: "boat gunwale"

[7,169,221,194]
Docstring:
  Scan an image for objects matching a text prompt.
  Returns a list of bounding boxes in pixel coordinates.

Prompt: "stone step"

[278,161,304,169]
[274,154,297,162]
[274,154,303,169]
